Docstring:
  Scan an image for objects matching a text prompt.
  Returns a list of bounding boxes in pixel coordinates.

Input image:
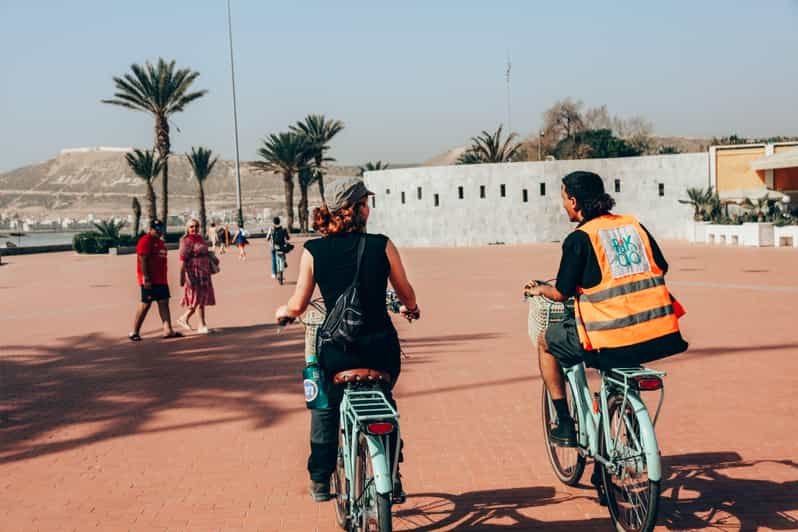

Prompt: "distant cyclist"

[266,217,292,279]
[524,171,688,448]
[275,177,420,502]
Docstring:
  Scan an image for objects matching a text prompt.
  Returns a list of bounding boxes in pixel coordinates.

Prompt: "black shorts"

[545,316,605,369]
[141,284,170,303]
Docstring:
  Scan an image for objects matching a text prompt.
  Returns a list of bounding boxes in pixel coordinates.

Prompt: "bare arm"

[386,239,417,310]
[276,249,316,319]
[138,254,151,288]
[524,281,568,302]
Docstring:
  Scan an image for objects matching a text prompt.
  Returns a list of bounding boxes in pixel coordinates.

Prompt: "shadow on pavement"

[0,323,307,463]
[394,486,610,531]
[661,452,798,530]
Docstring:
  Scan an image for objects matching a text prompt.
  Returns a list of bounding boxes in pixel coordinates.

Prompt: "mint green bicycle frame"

[560,364,664,481]
[339,387,400,515]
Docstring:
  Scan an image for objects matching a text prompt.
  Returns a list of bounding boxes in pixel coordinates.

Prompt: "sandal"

[128,333,142,342]
[162,331,184,339]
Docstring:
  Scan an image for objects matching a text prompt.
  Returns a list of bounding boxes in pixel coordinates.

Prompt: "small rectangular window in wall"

[401,191,406,204]
[522,189,529,203]
[371,195,376,208]
[500,184,506,197]
[458,186,464,199]
[385,188,391,195]
[540,183,546,196]
[417,187,422,200]
[614,179,621,193]
[658,183,664,197]
[480,185,486,199]
[434,193,440,207]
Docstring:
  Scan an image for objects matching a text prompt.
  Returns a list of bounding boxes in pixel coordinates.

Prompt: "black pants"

[308,379,402,482]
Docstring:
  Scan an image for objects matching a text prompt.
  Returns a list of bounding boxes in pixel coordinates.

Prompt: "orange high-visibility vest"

[574,214,684,350]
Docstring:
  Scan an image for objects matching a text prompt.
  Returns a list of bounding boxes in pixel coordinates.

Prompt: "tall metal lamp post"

[227,0,244,228]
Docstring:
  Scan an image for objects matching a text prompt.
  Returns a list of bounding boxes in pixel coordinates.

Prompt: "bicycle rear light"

[634,376,663,391]
[366,422,394,435]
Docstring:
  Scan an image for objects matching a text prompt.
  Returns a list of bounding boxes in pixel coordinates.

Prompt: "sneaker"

[549,420,577,447]
[176,317,192,331]
[310,481,331,502]
[197,326,211,334]
[271,274,276,279]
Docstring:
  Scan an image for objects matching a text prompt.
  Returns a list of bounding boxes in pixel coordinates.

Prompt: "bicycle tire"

[541,384,586,486]
[332,432,350,530]
[600,392,661,532]
[278,269,284,285]
[354,434,392,532]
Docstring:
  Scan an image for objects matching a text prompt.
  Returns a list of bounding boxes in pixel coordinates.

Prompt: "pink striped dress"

[179,234,216,307]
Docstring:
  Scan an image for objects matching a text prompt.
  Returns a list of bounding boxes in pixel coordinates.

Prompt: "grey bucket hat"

[326,176,375,211]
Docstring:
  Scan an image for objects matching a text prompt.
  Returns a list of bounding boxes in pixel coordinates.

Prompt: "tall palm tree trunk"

[315,155,325,202]
[155,114,171,224]
[283,173,295,230]
[298,184,309,233]
[198,183,207,238]
[145,182,157,222]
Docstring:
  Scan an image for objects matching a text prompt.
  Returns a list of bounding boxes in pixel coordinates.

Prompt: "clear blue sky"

[1,0,797,171]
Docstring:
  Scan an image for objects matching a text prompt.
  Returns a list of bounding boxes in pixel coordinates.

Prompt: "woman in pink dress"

[177,219,217,334]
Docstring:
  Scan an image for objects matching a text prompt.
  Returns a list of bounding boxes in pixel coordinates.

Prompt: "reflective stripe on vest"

[575,214,683,350]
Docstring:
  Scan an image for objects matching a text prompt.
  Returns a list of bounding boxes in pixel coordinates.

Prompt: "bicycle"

[286,292,411,532]
[527,286,666,532]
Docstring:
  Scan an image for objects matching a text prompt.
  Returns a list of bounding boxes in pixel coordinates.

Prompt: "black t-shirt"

[305,232,400,378]
[555,217,687,362]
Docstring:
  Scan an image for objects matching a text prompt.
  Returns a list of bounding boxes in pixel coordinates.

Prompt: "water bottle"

[303,321,329,409]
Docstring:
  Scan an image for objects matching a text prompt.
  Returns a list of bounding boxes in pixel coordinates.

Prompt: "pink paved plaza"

[2,240,798,531]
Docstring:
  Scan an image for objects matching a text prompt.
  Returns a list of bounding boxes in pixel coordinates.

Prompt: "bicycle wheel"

[600,393,660,532]
[332,432,350,530]
[541,384,585,486]
[278,269,284,285]
[354,433,392,532]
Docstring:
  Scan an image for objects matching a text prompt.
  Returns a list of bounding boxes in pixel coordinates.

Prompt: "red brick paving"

[2,240,798,531]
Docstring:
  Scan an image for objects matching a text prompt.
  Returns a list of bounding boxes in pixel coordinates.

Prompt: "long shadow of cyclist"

[393,486,611,531]
[661,452,798,531]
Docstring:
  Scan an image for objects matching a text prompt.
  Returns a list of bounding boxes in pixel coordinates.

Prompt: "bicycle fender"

[626,393,662,482]
[364,435,394,494]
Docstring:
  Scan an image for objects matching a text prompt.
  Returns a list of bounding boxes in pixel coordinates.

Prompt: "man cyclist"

[266,216,292,279]
[525,171,688,448]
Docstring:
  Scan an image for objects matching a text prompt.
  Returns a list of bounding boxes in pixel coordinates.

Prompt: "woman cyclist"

[275,176,421,502]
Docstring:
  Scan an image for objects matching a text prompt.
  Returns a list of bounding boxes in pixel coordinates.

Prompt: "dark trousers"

[308,380,401,482]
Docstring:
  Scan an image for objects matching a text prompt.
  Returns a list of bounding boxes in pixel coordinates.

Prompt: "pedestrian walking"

[129,219,182,341]
[176,219,217,334]
[208,222,220,253]
[232,226,249,261]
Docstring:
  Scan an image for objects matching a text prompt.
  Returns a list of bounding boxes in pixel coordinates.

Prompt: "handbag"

[317,235,367,351]
[209,252,220,274]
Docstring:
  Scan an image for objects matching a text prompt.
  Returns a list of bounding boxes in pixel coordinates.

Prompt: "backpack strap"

[350,234,367,289]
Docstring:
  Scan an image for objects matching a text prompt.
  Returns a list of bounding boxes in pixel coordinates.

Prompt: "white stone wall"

[364,153,710,247]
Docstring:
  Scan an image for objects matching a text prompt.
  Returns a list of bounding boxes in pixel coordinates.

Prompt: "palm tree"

[102,58,207,224]
[358,161,390,176]
[93,219,127,242]
[186,147,218,237]
[125,149,163,222]
[456,125,522,164]
[132,197,142,236]
[255,132,312,231]
[290,114,344,201]
[678,187,714,221]
[297,164,316,233]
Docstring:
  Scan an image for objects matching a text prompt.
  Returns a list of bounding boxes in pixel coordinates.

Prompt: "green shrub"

[72,232,115,254]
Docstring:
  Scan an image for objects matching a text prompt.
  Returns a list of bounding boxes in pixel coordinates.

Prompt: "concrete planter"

[705,223,774,247]
[686,220,710,243]
[774,225,798,248]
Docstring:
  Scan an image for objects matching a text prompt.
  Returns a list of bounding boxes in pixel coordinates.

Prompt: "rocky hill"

[0,148,359,220]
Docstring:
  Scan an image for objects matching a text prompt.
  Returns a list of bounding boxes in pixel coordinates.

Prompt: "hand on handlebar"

[275,305,295,326]
[400,304,421,322]
[523,280,544,298]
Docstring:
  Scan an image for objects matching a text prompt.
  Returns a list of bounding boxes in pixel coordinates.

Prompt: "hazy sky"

[1,1,797,171]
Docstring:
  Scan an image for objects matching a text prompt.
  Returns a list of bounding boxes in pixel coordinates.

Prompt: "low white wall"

[364,153,709,247]
[775,226,798,247]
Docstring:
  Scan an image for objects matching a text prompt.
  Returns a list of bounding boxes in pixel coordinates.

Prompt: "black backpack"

[273,226,287,247]
[317,235,367,352]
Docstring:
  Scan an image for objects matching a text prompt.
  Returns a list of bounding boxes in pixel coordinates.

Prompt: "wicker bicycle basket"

[527,295,568,344]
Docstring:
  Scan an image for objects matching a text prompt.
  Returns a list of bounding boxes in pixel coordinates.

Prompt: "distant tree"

[124,149,162,222]
[131,197,142,236]
[358,161,390,176]
[679,187,715,221]
[255,132,312,231]
[93,219,127,241]
[457,125,522,164]
[553,129,641,160]
[186,147,218,237]
[658,145,681,154]
[290,114,344,202]
[541,98,585,157]
[102,58,207,224]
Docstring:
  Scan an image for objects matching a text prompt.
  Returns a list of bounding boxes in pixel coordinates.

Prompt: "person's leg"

[156,298,175,336]
[198,305,207,329]
[132,301,152,335]
[270,249,277,276]
[539,320,583,446]
[178,304,196,329]
[307,384,343,500]
[538,333,567,400]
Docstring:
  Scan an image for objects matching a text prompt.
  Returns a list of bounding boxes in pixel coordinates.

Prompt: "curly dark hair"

[562,171,615,221]
[312,202,367,236]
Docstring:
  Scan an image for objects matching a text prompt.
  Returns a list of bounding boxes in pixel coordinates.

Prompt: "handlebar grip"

[277,317,295,326]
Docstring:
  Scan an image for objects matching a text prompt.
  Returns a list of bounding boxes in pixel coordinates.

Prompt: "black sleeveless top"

[305,232,400,379]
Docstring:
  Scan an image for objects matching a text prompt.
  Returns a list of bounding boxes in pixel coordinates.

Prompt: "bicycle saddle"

[333,368,392,385]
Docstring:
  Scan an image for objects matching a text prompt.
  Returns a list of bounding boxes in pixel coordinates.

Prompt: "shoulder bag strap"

[350,234,367,289]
